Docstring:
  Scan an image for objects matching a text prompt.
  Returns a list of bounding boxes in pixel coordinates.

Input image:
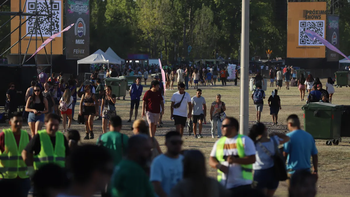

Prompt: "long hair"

[299,74,305,84]
[327,77,334,85]
[31,85,44,104]
[306,74,314,82]
[62,88,72,103]
[183,150,209,197]
[248,123,266,144]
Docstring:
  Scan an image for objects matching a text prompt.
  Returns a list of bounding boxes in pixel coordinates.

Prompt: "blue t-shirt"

[206,72,212,80]
[150,154,183,195]
[283,130,318,174]
[253,136,282,170]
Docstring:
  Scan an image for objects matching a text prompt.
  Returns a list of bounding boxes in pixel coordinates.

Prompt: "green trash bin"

[335,71,349,87]
[104,78,127,97]
[302,102,342,145]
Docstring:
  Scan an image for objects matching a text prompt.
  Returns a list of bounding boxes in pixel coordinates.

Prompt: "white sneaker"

[211,134,214,138]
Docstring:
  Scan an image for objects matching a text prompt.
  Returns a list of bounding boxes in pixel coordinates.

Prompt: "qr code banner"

[26,0,62,37]
[298,20,325,46]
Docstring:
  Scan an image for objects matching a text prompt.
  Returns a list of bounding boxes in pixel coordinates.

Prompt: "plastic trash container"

[335,71,349,87]
[104,78,127,97]
[341,105,350,137]
[302,102,342,145]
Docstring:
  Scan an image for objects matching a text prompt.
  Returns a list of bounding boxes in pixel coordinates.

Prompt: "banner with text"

[326,15,339,62]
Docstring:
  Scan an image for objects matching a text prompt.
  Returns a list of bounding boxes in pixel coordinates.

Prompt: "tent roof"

[77,49,122,65]
[339,56,350,63]
[105,47,125,62]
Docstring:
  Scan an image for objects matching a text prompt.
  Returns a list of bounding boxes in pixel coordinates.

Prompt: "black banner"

[65,0,90,59]
[326,15,339,62]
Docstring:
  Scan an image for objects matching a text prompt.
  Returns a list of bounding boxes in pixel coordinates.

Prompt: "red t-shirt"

[143,90,163,113]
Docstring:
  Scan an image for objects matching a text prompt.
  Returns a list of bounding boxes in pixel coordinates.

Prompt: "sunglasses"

[11,86,15,88]
[34,89,41,92]
[221,124,232,128]
[170,140,183,145]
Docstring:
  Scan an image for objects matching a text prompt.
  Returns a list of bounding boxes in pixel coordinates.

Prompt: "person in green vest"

[0,112,31,197]
[22,113,69,171]
[209,117,256,194]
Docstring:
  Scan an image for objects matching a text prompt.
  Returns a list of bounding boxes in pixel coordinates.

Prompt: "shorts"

[28,112,45,123]
[61,108,72,115]
[255,104,263,112]
[144,78,148,81]
[131,100,140,109]
[285,79,290,82]
[83,106,96,116]
[207,78,212,81]
[102,110,116,120]
[213,75,218,79]
[270,107,279,115]
[173,115,187,126]
[298,84,305,90]
[270,79,274,82]
[277,80,282,87]
[193,114,204,123]
[146,111,160,124]
[253,167,279,190]
[194,80,199,84]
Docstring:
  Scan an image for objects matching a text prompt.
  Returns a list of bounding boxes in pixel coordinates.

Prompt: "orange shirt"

[220,70,226,78]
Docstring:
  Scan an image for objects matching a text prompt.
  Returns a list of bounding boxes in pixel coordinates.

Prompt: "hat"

[317,84,321,88]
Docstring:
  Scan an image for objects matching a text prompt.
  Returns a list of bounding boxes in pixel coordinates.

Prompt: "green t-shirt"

[96,131,129,166]
[111,159,155,197]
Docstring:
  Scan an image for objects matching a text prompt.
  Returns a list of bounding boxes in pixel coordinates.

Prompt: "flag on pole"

[26,23,75,61]
[159,59,166,96]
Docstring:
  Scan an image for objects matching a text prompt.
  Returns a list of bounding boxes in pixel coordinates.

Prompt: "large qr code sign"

[298,20,325,46]
[26,0,62,37]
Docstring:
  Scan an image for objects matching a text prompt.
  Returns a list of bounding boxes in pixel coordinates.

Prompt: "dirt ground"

[1,78,350,197]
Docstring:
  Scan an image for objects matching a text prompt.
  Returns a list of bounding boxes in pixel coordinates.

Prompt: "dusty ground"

[1,78,350,197]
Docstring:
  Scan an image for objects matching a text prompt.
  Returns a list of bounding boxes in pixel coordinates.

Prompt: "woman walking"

[304,74,314,93]
[209,94,226,138]
[25,85,49,137]
[326,77,335,103]
[60,88,74,132]
[79,85,98,139]
[193,69,199,89]
[249,123,290,197]
[42,83,55,116]
[170,69,176,90]
[268,89,281,125]
[298,74,306,101]
[101,86,117,134]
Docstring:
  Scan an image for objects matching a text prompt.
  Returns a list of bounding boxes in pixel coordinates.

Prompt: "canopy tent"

[339,56,350,64]
[77,49,122,75]
[105,47,125,64]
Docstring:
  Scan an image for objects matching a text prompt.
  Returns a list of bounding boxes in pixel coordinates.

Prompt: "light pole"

[239,0,250,135]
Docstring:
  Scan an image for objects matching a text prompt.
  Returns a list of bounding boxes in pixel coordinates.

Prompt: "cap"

[317,84,321,88]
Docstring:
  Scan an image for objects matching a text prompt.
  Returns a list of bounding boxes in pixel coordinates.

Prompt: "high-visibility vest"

[0,129,29,179]
[216,134,253,182]
[33,130,65,170]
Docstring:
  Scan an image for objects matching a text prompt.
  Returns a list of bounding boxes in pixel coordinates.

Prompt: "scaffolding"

[0,0,55,72]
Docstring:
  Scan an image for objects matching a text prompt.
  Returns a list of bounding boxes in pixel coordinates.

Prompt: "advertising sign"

[326,15,339,62]
[65,0,90,59]
[287,2,327,58]
[10,0,63,55]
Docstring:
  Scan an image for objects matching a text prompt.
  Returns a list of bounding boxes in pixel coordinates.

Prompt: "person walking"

[252,85,265,123]
[0,113,31,197]
[150,131,184,197]
[184,66,189,89]
[248,123,290,197]
[25,85,49,137]
[326,77,335,103]
[101,86,117,134]
[191,89,206,138]
[143,69,149,85]
[213,66,218,86]
[269,68,275,87]
[192,69,200,89]
[25,80,36,103]
[170,150,228,197]
[22,113,69,171]
[79,85,98,140]
[95,78,104,120]
[220,68,227,86]
[268,89,281,125]
[176,67,184,84]
[298,74,306,101]
[283,114,318,185]
[254,72,264,89]
[128,77,143,122]
[209,117,256,194]
[59,89,74,133]
[42,82,55,115]
[284,67,291,90]
[288,170,317,197]
[5,83,19,117]
[304,74,314,93]
[170,82,192,136]
[210,94,226,138]
[68,80,77,120]
[170,69,175,90]
[142,80,164,137]
[276,68,282,90]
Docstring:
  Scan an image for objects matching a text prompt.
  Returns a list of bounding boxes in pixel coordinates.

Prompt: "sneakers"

[84,133,89,140]
[127,119,131,122]
[198,134,203,138]
[90,133,94,139]
[211,134,214,138]
[194,134,198,138]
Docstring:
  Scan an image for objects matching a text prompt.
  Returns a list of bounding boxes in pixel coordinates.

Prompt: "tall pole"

[239,0,249,135]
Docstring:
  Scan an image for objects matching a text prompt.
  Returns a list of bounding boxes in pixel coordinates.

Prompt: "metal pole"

[50,0,53,75]
[19,0,22,65]
[239,0,250,135]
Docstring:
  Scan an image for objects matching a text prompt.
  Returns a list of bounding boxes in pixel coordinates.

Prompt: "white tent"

[105,47,125,64]
[339,56,350,64]
[77,49,122,75]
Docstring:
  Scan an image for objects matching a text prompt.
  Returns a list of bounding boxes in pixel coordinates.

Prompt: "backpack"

[253,89,264,104]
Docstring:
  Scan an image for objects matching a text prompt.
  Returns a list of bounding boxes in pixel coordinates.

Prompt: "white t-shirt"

[253,136,282,170]
[326,82,335,94]
[171,92,191,117]
[60,96,74,109]
[304,81,314,90]
[144,71,149,79]
[210,135,256,189]
[276,71,282,80]
[138,71,142,75]
[176,69,184,83]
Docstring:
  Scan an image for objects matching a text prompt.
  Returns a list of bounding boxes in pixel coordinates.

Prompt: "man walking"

[0,113,31,197]
[209,117,256,194]
[276,68,282,90]
[284,114,318,185]
[142,80,164,137]
[128,77,143,122]
[191,89,206,138]
[252,85,265,123]
[176,66,184,84]
[171,82,192,136]
[143,69,149,85]
[150,131,183,197]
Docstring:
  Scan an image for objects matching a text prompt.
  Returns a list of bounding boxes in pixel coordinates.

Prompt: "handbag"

[173,93,186,108]
[257,137,288,181]
[219,104,226,122]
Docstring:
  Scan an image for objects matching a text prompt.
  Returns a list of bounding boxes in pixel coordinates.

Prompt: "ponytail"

[248,123,266,143]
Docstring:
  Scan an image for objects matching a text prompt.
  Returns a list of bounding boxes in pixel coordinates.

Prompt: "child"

[68,130,81,150]
[268,89,281,125]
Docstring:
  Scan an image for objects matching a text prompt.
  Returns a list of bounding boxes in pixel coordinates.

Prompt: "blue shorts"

[194,80,199,84]
[253,167,279,190]
[28,112,45,123]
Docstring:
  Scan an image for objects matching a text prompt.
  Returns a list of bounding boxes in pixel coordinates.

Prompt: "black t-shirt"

[25,133,70,156]
[268,95,280,108]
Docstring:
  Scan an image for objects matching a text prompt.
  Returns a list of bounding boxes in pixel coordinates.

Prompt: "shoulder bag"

[173,93,186,108]
[257,137,288,181]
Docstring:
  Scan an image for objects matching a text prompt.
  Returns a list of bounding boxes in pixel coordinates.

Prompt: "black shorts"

[193,114,204,123]
[84,106,96,116]
[131,100,140,109]
[173,115,187,126]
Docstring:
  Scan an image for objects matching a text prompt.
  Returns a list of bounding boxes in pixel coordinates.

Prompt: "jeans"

[0,178,31,197]
[185,76,189,89]
[71,100,76,119]
[211,118,222,137]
